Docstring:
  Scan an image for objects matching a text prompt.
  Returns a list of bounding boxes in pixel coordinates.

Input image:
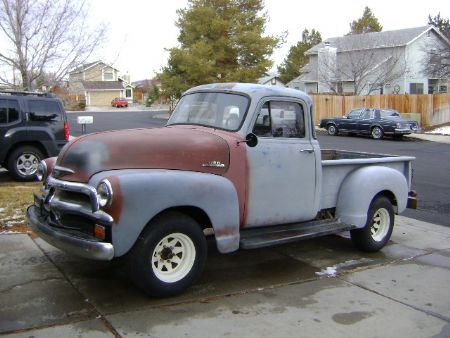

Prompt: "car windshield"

[167,92,249,131]
[380,109,400,118]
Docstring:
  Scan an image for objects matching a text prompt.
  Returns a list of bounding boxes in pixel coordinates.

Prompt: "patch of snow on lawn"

[426,126,450,135]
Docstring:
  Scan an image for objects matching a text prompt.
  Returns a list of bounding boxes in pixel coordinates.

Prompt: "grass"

[0,181,40,233]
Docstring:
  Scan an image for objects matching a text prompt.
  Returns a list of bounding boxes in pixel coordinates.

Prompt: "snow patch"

[425,126,450,135]
[316,266,337,277]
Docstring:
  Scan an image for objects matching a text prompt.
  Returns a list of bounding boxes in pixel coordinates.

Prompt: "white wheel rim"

[329,126,335,134]
[16,153,39,176]
[370,208,390,242]
[151,233,196,283]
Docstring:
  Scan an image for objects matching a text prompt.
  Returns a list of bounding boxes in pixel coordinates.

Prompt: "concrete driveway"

[1,216,449,337]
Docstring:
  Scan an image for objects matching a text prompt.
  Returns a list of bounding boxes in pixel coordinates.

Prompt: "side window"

[253,102,271,136]
[253,101,305,138]
[0,99,20,124]
[28,100,62,121]
[361,109,372,119]
[347,109,362,119]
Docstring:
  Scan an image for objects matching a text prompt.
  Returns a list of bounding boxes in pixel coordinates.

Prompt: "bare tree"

[317,35,408,95]
[0,0,107,90]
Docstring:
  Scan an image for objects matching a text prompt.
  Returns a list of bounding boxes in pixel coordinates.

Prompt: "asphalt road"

[67,110,167,136]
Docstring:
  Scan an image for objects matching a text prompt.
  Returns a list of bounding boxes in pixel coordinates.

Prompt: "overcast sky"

[88,0,449,81]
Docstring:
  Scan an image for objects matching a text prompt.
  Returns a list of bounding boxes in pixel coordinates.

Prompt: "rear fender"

[336,166,408,228]
[90,169,240,257]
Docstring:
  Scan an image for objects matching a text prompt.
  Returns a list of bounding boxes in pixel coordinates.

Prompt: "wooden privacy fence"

[312,93,450,127]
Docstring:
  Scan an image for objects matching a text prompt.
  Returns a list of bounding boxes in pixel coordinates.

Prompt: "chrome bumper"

[27,205,114,260]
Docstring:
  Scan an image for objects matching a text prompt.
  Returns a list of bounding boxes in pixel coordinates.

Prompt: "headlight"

[36,160,47,181]
[96,179,113,208]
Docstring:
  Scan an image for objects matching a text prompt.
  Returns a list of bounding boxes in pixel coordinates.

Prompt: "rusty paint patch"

[56,127,230,182]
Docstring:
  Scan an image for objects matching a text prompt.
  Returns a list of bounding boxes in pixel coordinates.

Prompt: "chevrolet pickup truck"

[27,83,417,297]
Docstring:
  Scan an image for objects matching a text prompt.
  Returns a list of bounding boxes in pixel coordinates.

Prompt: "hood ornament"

[202,161,226,168]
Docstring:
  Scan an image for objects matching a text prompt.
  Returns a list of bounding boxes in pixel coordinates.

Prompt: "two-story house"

[287,26,450,95]
[68,61,134,106]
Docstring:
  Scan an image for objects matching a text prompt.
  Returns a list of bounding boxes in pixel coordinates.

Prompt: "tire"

[327,124,338,136]
[7,146,44,181]
[350,196,394,252]
[128,211,207,297]
[371,126,383,139]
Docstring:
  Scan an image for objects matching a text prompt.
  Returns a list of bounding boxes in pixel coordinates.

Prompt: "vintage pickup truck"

[27,83,416,297]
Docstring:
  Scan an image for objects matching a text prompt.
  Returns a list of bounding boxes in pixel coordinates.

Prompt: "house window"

[125,88,132,98]
[409,83,424,94]
[103,71,114,81]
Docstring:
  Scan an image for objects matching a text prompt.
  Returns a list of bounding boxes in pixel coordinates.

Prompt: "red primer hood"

[56,126,230,182]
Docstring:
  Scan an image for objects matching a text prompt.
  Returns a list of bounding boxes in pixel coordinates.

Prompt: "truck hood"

[55,126,230,182]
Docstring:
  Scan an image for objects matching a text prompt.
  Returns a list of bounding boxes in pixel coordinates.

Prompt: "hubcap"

[151,233,196,283]
[370,208,390,242]
[372,128,382,138]
[16,153,39,176]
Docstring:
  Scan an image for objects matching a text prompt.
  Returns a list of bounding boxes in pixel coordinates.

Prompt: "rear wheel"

[128,212,207,297]
[371,126,383,139]
[7,146,44,181]
[327,124,338,136]
[351,196,394,252]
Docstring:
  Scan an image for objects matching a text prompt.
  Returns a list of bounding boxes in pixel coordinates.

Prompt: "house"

[287,26,450,95]
[68,61,134,106]
[258,74,285,87]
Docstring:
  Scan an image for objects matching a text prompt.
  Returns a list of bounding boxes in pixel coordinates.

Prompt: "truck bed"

[320,149,415,210]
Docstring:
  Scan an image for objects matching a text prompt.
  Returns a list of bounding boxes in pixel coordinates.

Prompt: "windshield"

[167,92,249,131]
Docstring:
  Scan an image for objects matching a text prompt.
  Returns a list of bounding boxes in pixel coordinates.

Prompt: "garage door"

[89,91,121,106]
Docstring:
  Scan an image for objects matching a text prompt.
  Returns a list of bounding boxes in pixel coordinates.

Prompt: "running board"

[239,219,356,249]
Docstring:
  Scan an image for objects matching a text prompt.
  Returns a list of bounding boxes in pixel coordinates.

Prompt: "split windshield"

[167,92,249,131]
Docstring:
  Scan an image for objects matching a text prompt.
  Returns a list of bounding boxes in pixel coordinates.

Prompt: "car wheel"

[128,211,207,297]
[350,196,394,252]
[7,146,44,181]
[327,124,338,136]
[371,126,383,139]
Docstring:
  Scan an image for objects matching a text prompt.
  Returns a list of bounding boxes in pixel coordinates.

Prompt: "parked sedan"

[111,97,128,108]
[319,108,421,139]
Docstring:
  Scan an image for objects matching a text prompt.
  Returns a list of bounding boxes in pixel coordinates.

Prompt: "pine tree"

[428,13,450,39]
[277,29,322,84]
[159,0,280,99]
[348,7,382,35]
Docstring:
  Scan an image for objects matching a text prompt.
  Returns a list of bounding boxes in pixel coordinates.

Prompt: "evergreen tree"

[277,29,322,84]
[428,13,450,39]
[348,7,382,35]
[159,0,280,99]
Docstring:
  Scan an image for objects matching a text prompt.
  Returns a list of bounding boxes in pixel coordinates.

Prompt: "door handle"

[299,149,314,153]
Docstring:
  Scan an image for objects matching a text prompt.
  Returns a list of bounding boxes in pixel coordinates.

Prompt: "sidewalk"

[1,215,449,337]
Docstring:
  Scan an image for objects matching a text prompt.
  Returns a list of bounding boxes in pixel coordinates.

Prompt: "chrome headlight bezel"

[96,179,113,209]
[36,160,47,182]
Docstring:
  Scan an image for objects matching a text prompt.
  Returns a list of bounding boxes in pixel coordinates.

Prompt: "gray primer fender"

[336,166,408,228]
[90,169,240,257]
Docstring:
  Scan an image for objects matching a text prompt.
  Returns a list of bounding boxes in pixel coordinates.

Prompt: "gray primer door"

[245,100,317,227]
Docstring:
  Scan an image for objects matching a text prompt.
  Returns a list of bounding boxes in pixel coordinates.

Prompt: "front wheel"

[350,196,394,252]
[128,212,207,297]
[7,146,44,181]
[327,124,338,136]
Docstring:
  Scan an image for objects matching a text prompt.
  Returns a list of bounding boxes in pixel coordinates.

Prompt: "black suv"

[0,90,69,181]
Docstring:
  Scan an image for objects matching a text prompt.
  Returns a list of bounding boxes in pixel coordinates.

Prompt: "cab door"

[245,100,317,227]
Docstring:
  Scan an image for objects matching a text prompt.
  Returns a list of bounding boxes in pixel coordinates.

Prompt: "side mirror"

[245,133,258,147]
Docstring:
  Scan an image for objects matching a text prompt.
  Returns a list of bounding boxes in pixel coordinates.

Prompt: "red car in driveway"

[111,97,128,108]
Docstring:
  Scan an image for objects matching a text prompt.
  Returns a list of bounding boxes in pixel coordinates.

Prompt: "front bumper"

[27,205,114,260]
[393,127,422,135]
